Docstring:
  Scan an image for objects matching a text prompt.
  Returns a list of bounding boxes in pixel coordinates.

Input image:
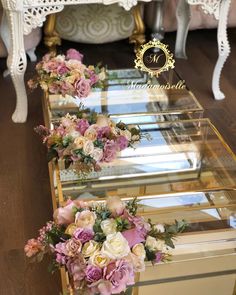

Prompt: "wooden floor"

[0,28,235,295]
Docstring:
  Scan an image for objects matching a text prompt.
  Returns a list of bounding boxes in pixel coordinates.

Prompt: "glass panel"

[47,69,203,124]
[56,119,236,193]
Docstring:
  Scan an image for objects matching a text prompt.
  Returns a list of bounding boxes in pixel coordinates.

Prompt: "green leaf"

[145,247,156,261]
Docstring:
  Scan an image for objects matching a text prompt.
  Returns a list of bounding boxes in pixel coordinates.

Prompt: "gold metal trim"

[135,39,175,77]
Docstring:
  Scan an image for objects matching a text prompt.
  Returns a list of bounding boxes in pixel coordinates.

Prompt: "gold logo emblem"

[135,39,175,77]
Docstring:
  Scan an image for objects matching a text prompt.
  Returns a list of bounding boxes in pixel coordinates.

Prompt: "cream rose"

[154,224,165,233]
[90,252,110,268]
[101,232,130,259]
[132,243,146,260]
[120,129,132,141]
[83,140,94,156]
[91,148,103,162]
[127,253,145,272]
[101,219,117,236]
[74,136,85,149]
[75,210,96,229]
[82,240,100,258]
[84,127,97,141]
[145,236,165,252]
[96,115,111,127]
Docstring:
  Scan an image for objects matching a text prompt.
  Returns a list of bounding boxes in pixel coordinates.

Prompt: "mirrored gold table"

[41,69,236,295]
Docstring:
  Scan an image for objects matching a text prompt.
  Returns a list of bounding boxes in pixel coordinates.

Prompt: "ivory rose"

[101,232,130,259]
[82,240,100,258]
[75,210,96,229]
[91,148,103,162]
[101,219,117,236]
[83,140,94,156]
[84,127,97,141]
[132,243,146,260]
[145,236,165,252]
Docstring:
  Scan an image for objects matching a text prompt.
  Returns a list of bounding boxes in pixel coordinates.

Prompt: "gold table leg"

[44,14,61,53]
[130,4,146,52]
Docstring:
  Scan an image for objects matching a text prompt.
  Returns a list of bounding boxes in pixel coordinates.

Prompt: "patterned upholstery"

[55,4,135,44]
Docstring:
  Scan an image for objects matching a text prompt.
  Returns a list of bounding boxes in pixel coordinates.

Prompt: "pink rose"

[89,279,113,295]
[102,140,118,163]
[73,228,94,244]
[74,78,91,98]
[48,82,60,94]
[97,126,111,139]
[24,239,43,257]
[67,255,86,283]
[116,135,129,150]
[85,265,102,283]
[66,49,84,61]
[76,119,90,135]
[57,64,69,75]
[60,81,74,96]
[122,228,145,248]
[53,201,77,225]
[104,260,134,294]
[88,71,99,86]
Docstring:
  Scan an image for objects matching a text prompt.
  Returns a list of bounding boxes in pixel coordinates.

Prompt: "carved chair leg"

[1,9,28,123]
[175,0,191,59]
[44,14,61,53]
[129,4,146,52]
[212,0,231,100]
[26,47,37,62]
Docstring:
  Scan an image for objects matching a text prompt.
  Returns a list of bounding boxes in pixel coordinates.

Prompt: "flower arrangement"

[28,48,106,98]
[35,109,144,177]
[25,197,187,294]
